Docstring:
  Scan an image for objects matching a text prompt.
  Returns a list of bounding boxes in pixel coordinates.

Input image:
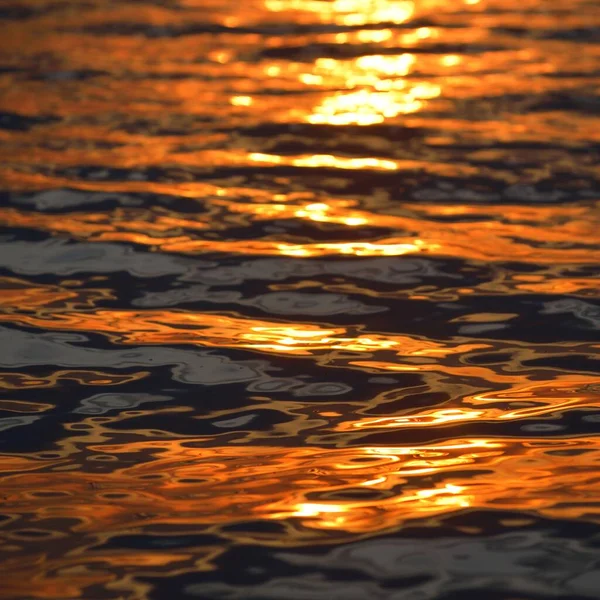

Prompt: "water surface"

[0,0,599,598]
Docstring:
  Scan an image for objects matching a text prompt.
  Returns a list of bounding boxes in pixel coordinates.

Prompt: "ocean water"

[0,0,599,598]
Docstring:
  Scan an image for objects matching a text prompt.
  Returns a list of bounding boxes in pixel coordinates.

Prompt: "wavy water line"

[1,0,599,598]
[1,205,598,263]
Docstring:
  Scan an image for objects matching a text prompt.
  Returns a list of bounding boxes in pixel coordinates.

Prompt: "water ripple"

[0,0,599,598]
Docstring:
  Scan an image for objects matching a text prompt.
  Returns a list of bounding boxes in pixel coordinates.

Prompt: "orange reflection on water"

[0,207,210,240]
[279,481,473,529]
[265,1,448,125]
[120,236,438,258]
[469,380,600,419]
[0,369,149,390]
[2,430,599,599]
[1,436,598,542]
[339,380,600,432]
[308,87,434,126]
[301,46,438,127]
[513,277,600,295]
[306,68,440,126]
[1,200,596,264]
[340,409,486,430]
[0,310,484,358]
[265,0,416,25]
[249,152,399,170]
[0,0,599,597]
[0,277,114,310]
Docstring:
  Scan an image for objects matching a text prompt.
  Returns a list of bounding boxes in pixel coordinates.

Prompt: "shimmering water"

[0,0,599,598]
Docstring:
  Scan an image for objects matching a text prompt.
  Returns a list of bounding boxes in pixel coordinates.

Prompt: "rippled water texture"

[1,0,600,598]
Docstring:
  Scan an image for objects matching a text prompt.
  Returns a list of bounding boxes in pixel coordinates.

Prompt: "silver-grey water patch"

[73,393,172,415]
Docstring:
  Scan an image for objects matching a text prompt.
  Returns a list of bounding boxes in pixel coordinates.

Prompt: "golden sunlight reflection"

[302,55,440,126]
[1,0,599,597]
[1,200,596,264]
[264,1,453,125]
[2,436,599,547]
[108,236,438,258]
[0,309,486,359]
[265,0,417,25]
[7,435,568,600]
[307,87,434,126]
[331,379,600,436]
[3,309,598,395]
[280,481,473,528]
[339,378,600,431]
[249,152,399,170]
